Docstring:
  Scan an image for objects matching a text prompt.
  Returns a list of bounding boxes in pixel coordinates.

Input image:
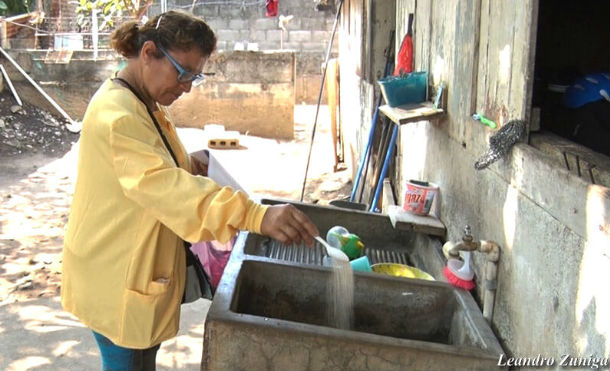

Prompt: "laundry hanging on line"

[266,0,279,17]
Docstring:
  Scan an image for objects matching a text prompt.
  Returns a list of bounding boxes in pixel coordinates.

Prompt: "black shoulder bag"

[113,77,213,303]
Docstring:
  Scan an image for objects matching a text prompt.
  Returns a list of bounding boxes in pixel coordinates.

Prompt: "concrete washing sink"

[201,199,505,370]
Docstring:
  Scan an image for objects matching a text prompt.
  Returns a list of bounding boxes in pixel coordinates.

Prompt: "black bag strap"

[113,77,213,299]
[113,77,181,167]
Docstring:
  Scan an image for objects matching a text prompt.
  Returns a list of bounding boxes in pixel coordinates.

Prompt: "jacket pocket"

[148,278,170,295]
[119,281,179,348]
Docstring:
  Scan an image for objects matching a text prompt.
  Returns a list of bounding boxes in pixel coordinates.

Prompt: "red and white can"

[403,180,439,215]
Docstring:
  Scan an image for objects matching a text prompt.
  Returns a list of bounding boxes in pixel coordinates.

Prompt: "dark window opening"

[532,0,609,158]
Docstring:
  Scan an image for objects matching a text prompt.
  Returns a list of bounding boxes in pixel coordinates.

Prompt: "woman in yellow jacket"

[61,10,319,371]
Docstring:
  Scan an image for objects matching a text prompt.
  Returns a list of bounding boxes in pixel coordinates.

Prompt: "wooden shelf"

[387,205,446,237]
[379,101,444,125]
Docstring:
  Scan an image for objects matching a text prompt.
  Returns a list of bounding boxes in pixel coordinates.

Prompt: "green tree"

[75,0,150,31]
[0,0,29,16]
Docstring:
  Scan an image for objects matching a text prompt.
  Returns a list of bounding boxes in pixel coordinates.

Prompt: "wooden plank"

[476,0,536,125]
[510,0,537,141]
[379,102,444,125]
[452,0,485,156]
[413,0,431,73]
[0,20,8,49]
[387,205,446,237]
[381,178,396,213]
[476,0,491,117]
[44,49,73,64]
[396,0,415,70]
[370,1,395,81]
[348,0,364,78]
[325,58,340,170]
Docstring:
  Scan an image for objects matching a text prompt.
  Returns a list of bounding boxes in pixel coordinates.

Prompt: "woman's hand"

[260,204,319,246]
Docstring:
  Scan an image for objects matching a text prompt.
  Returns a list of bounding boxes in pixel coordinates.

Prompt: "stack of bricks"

[1,13,35,49]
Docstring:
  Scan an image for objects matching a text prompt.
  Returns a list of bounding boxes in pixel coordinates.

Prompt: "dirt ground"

[0,88,352,305]
[0,89,79,305]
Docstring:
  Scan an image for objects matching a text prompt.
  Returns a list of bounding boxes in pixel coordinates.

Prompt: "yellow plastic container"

[371,263,434,281]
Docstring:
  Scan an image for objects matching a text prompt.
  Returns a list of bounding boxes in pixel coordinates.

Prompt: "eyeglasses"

[157,45,205,86]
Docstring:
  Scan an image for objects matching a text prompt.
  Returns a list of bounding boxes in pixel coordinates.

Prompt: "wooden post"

[325,58,341,171]
[92,7,99,60]
[0,20,9,49]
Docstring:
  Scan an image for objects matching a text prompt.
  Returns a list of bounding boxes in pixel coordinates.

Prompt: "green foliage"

[0,0,29,16]
[75,0,138,31]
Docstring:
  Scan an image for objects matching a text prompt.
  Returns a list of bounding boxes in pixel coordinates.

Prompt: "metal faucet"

[442,225,500,323]
[443,226,500,262]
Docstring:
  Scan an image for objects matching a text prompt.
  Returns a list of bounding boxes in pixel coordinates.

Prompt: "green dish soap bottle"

[340,234,365,260]
[327,228,364,261]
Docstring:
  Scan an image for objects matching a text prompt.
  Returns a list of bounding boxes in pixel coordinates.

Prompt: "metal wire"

[173,0,265,8]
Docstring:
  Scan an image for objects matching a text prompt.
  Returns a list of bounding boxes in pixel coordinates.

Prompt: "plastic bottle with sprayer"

[326,226,365,261]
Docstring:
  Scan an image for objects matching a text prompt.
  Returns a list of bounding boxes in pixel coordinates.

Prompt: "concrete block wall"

[150,0,337,103]
[170,50,296,139]
[170,0,337,53]
[3,49,295,139]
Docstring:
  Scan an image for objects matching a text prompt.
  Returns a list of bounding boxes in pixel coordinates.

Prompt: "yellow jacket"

[61,78,268,349]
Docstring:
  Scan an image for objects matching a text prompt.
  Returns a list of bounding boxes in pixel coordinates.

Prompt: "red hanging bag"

[394,13,414,76]
[266,0,278,17]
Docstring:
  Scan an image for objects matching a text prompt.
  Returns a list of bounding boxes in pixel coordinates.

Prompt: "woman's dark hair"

[111,10,217,58]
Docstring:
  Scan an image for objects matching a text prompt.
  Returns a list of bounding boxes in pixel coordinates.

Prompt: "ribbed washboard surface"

[261,239,410,266]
